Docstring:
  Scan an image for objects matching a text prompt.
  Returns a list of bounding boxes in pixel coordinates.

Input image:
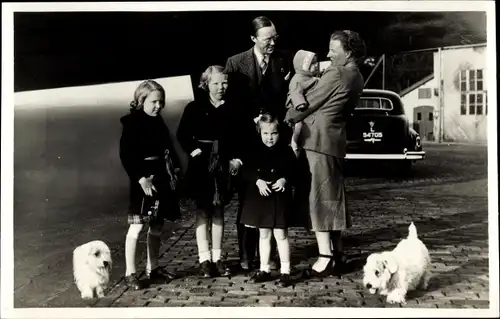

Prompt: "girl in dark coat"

[177,65,245,278]
[119,80,181,290]
[239,113,296,287]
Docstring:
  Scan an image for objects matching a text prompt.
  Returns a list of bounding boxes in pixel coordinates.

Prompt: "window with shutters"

[418,88,431,99]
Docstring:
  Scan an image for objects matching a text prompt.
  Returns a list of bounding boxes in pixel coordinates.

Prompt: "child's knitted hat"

[293,50,318,76]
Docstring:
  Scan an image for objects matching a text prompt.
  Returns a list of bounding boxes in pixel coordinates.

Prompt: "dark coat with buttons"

[176,91,249,208]
[119,110,181,221]
[239,140,297,229]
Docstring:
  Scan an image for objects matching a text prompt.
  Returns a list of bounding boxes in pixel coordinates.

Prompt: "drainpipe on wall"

[438,47,445,143]
[382,54,386,90]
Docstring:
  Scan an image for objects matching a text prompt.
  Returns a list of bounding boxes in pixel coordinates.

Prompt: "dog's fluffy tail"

[408,222,418,238]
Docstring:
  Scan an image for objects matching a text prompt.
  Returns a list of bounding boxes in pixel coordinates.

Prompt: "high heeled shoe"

[332,252,348,275]
[301,254,336,279]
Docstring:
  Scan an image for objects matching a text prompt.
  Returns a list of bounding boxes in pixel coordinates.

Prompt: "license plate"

[363,132,383,143]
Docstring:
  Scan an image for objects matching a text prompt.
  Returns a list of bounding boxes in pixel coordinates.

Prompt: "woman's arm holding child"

[289,68,343,123]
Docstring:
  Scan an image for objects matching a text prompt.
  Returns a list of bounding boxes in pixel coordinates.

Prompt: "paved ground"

[80,143,491,309]
[12,107,203,308]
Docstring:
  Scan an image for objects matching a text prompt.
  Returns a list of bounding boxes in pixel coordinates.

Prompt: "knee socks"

[273,229,291,274]
[259,236,272,273]
[146,226,162,274]
[125,224,143,276]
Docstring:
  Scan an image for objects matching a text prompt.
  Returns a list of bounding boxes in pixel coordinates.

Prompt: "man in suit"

[225,16,293,272]
[225,16,292,122]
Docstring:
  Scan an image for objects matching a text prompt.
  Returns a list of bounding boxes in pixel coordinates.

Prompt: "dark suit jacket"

[292,62,364,158]
[225,47,293,121]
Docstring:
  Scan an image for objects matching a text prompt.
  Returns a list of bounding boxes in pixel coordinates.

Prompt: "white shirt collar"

[209,95,225,108]
[253,46,269,65]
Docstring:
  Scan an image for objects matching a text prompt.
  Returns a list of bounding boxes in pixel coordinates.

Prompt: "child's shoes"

[250,270,272,283]
[125,273,143,290]
[214,260,231,277]
[200,260,213,278]
[277,273,292,288]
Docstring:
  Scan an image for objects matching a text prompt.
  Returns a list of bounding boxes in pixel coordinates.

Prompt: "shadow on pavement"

[344,209,487,250]
[288,203,488,288]
[407,257,489,301]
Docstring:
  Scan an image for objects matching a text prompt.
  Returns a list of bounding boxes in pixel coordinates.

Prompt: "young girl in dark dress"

[119,80,181,290]
[239,113,296,287]
[177,65,245,278]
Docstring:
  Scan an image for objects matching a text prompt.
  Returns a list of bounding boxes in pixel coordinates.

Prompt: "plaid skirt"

[127,176,180,225]
[127,214,164,225]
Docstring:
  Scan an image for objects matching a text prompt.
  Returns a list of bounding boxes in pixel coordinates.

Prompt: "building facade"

[400,75,438,141]
[400,43,488,143]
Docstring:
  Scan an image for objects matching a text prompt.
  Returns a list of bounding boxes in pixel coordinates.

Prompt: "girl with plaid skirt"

[119,80,181,290]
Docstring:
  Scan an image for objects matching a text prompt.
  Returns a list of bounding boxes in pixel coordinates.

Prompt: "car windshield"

[356,97,393,111]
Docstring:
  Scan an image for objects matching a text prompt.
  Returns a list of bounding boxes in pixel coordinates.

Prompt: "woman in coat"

[288,30,366,277]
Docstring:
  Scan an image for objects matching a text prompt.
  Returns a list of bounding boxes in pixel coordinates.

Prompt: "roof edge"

[396,42,487,55]
[399,74,435,97]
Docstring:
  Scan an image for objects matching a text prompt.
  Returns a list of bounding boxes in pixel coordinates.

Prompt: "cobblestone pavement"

[91,143,492,309]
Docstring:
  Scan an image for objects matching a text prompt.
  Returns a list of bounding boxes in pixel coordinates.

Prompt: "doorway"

[414,105,435,141]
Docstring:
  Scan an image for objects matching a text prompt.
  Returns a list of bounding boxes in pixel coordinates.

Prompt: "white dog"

[73,240,112,299]
[362,222,431,304]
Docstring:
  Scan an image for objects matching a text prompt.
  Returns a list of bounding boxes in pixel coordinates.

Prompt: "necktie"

[260,56,268,75]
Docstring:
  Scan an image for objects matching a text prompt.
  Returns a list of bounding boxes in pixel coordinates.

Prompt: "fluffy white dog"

[73,240,112,299]
[362,222,431,304]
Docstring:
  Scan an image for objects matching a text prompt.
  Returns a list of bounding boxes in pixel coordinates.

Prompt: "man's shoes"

[249,270,272,283]
[277,273,292,288]
[124,273,143,290]
[200,260,213,278]
[213,260,231,277]
[147,267,176,283]
[240,260,250,271]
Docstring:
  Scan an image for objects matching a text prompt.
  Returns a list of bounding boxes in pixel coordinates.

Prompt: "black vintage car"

[345,89,425,172]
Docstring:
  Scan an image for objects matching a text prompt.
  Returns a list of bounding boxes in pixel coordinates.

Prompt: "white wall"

[434,45,488,142]
[13,76,195,216]
[15,75,195,171]
[400,77,438,125]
